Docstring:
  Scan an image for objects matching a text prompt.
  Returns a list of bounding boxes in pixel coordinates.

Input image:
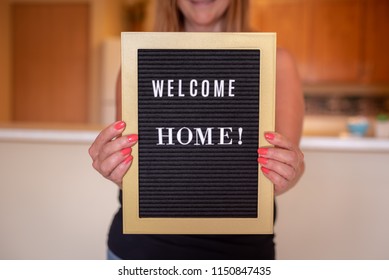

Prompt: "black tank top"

[108,191,275,260]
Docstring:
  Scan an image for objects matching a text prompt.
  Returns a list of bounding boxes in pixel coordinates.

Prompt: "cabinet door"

[250,0,367,84]
[363,0,389,84]
[308,0,364,83]
[250,0,311,82]
[12,3,89,123]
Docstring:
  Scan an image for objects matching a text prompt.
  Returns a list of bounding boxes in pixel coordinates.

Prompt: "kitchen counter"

[1,125,389,152]
[0,123,102,144]
[1,124,389,259]
[301,136,389,152]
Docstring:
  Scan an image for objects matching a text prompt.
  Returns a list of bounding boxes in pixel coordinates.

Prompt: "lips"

[189,0,215,5]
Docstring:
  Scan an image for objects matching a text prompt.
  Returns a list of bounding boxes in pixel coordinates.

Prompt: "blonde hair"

[153,0,249,32]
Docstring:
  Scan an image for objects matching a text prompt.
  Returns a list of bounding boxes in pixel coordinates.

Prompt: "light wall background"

[1,137,388,259]
[0,138,118,259]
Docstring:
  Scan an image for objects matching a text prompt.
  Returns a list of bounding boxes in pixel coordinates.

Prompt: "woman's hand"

[88,121,138,187]
[257,132,304,196]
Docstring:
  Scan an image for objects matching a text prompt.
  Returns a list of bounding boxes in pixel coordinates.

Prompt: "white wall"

[275,149,389,259]
[0,139,119,260]
[1,135,389,259]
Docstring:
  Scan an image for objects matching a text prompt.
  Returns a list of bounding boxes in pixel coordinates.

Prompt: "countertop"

[1,124,389,152]
[300,136,389,152]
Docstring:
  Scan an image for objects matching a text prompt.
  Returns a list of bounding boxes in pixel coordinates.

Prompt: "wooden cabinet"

[363,0,389,84]
[250,0,311,81]
[250,0,389,85]
[12,3,90,123]
[308,0,364,83]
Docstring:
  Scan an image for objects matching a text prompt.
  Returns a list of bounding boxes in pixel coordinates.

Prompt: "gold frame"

[122,32,276,234]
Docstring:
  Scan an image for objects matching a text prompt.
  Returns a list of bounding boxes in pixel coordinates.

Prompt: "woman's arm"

[257,49,305,196]
[88,70,138,187]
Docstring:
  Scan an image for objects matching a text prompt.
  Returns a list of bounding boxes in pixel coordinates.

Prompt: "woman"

[89,0,305,259]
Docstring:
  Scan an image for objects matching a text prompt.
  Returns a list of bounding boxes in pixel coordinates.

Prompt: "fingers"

[258,132,303,168]
[260,166,290,195]
[98,133,138,163]
[88,121,126,160]
[261,132,302,163]
[89,121,138,186]
[105,154,134,186]
[257,132,304,195]
[97,144,131,178]
[258,157,296,182]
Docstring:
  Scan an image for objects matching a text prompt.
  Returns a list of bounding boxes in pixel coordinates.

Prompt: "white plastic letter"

[214,80,225,97]
[152,80,164,97]
[167,79,174,97]
[156,127,175,145]
[194,127,214,145]
[218,127,233,145]
[177,127,193,145]
[190,79,198,97]
[201,80,210,97]
[228,80,235,97]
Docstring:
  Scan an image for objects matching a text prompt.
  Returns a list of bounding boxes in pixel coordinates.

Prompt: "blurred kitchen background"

[0,0,389,260]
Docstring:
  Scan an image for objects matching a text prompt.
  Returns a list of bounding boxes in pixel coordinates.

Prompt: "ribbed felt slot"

[137,49,260,218]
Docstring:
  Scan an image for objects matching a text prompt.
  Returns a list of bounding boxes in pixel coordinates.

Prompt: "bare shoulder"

[276,48,297,72]
[274,48,304,144]
[275,48,301,90]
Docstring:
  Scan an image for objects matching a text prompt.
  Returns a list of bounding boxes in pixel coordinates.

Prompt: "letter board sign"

[122,32,276,234]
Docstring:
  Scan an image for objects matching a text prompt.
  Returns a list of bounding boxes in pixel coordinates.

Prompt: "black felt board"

[137,49,260,218]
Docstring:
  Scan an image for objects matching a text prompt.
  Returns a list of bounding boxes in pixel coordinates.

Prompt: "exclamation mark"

[238,127,243,145]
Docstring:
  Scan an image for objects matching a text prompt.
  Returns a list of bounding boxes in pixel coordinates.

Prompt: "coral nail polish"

[261,166,270,174]
[265,132,275,141]
[114,121,125,130]
[121,147,132,156]
[123,155,133,164]
[127,134,138,143]
[257,148,268,156]
[257,157,268,165]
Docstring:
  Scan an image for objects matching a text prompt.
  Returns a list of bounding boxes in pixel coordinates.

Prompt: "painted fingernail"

[265,132,275,141]
[127,134,138,142]
[123,155,133,164]
[257,157,268,165]
[121,147,132,156]
[114,121,125,130]
[257,148,268,156]
[261,166,270,174]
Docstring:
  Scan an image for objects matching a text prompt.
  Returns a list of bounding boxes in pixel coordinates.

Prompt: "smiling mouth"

[189,0,216,5]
